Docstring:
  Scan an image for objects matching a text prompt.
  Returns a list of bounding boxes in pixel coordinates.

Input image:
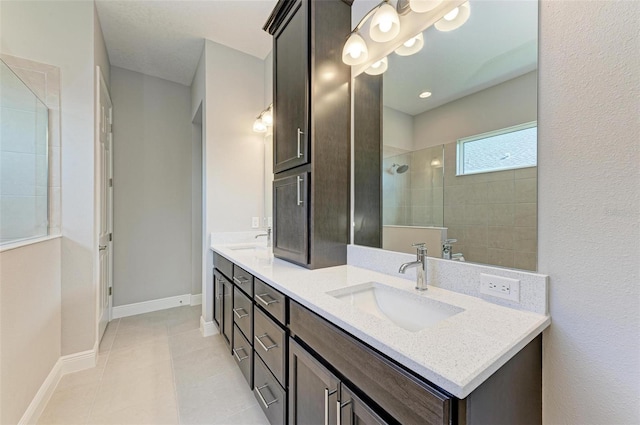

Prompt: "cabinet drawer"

[290,301,452,425]
[254,354,286,425]
[232,324,252,388]
[213,252,233,280]
[233,265,254,297]
[254,307,287,387]
[254,278,286,325]
[233,287,253,341]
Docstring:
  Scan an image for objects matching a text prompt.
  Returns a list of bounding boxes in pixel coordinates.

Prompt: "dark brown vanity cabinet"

[213,271,223,329]
[265,0,352,270]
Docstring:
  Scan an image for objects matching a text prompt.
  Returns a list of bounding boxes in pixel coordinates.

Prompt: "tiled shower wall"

[382,145,444,227]
[443,142,537,271]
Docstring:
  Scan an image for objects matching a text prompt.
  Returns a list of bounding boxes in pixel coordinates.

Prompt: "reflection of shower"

[389,163,409,174]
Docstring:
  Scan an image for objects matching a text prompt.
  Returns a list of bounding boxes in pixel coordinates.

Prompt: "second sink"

[328,282,464,332]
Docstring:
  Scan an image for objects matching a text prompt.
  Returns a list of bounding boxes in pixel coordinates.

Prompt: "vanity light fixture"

[342,32,369,66]
[395,33,424,56]
[419,91,432,98]
[364,57,389,75]
[434,1,470,32]
[252,103,273,133]
[409,0,443,13]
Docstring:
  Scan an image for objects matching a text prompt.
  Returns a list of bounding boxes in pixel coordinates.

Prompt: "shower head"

[396,164,409,174]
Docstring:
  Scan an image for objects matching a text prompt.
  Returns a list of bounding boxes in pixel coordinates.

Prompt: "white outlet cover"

[480,273,520,303]
[251,217,260,228]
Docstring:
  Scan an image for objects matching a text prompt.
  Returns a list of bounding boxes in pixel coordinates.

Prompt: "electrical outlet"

[251,217,260,228]
[480,274,520,302]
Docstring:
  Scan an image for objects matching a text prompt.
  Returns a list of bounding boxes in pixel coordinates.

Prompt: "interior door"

[97,66,113,342]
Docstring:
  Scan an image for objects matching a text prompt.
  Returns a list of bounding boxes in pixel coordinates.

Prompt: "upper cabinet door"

[273,0,308,173]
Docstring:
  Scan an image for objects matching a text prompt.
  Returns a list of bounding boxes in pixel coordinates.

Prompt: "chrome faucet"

[399,243,428,291]
[255,227,272,247]
[442,238,457,260]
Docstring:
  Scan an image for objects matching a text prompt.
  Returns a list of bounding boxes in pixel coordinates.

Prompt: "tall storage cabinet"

[264,0,352,270]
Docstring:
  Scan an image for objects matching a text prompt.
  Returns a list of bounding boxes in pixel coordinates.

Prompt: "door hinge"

[109,178,113,187]
[108,287,112,296]
[109,233,113,242]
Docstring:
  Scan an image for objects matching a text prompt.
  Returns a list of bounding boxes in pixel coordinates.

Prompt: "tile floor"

[37,306,269,425]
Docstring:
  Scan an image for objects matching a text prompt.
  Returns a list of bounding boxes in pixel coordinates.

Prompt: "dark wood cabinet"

[289,339,339,425]
[213,271,223,328]
[273,0,308,174]
[222,276,233,347]
[339,384,389,425]
[265,0,352,270]
[273,171,309,266]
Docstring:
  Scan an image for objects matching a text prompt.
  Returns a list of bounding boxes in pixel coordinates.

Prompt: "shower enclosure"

[0,59,49,244]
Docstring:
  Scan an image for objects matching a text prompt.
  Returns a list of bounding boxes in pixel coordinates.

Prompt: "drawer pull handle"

[296,176,304,206]
[256,384,279,409]
[233,307,249,319]
[232,347,249,362]
[255,333,278,352]
[324,388,337,425]
[233,276,249,286]
[256,293,279,307]
[337,399,352,425]
[296,128,304,158]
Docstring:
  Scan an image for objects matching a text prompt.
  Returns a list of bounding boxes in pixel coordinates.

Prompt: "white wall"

[383,106,414,153]
[412,71,537,150]
[538,2,640,423]
[111,66,193,306]
[1,0,97,357]
[0,239,61,425]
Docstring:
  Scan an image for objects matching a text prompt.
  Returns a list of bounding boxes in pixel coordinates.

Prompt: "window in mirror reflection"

[457,122,537,176]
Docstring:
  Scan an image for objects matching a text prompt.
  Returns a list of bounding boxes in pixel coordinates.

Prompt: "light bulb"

[253,119,267,133]
[370,3,400,42]
[444,7,459,21]
[409,0,442,13]
[342,32,369,65]
[262,109,273,126]
[395,33,424,56]
[364,57,388,76]
[435,1,470,32]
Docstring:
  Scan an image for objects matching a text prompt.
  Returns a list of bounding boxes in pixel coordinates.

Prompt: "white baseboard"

[200,316,219,337]
[112,293,197,319]
[19,343,97,425]
[190,293,202,306]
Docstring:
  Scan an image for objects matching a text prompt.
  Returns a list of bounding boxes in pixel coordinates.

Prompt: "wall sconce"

[434,1,470,32]
[253,103,273,133]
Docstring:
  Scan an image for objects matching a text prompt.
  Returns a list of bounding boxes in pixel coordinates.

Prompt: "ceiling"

[381,0,538,116]
[96,0,278,86]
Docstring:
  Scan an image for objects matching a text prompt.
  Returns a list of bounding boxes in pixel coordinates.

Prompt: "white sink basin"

[328,282,463,332]
[227,244,262,251]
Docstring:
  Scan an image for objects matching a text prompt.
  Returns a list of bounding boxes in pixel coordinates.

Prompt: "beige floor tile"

[169,329,219,358]
[55,355,107,391]
[177,368,257,422]
[217,405,270,425]
[91,362,175,417]
[37,382,98,425]
[173,344,235,389]
[99,319,120,353]
[109,324,169,351]
[87,394,179,425]
[105,338,171,375]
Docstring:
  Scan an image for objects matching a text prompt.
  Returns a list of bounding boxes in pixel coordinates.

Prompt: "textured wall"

[538,1,640,423]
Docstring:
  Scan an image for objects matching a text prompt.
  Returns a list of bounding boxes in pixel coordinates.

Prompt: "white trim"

[200,316,219,337]
[112,294,193,319]
[190,293,202,306]
[19,343,98,425]
[0,234,62,253]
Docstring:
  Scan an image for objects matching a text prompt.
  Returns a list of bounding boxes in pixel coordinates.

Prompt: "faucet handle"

[444,238,457,244]
[412,242,427,257]
[412,242,426,248]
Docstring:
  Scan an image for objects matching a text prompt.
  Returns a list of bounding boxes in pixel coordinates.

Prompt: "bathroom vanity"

[211,244,549,425]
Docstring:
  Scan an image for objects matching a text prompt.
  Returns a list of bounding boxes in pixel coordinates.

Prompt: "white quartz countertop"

[211,244,550,399]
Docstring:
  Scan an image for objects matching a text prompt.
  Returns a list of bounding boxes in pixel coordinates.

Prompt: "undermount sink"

[328,282,463,332]
[227,243,264,251]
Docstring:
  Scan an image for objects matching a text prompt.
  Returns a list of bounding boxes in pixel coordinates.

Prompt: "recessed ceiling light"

[419,91,432,99]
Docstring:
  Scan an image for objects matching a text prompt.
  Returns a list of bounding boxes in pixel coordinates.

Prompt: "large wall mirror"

[352,0,539,271]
